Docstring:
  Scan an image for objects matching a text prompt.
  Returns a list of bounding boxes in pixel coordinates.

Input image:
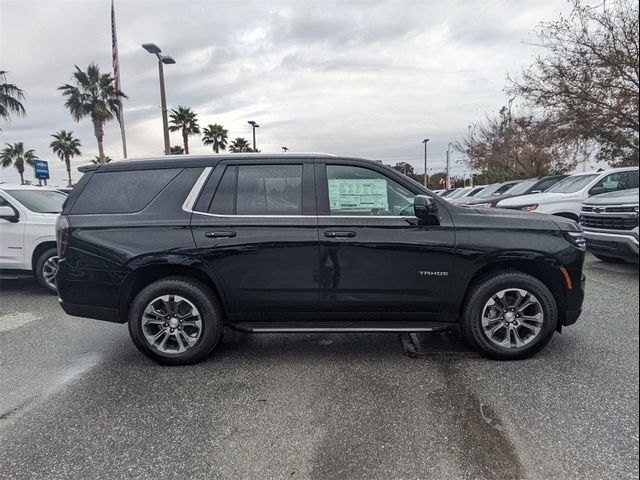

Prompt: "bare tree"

[510,0,639,166]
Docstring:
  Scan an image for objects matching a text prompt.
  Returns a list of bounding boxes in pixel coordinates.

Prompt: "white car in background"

[0,185,68,292]
[496,167,640,222]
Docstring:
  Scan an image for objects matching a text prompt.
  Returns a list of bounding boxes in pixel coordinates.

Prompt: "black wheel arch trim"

[118,255,230,323]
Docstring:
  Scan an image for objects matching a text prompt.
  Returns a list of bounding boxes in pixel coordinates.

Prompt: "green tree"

[202,124,229,153]
[391,162,415,176]
[58,63,127,164]
[169,106,199,154]
[0,70,26,127]
[0,142,36,184]
[170,145,184,155]
[510,0,639,166]
[50,130,81,187]
[229,137,251,153]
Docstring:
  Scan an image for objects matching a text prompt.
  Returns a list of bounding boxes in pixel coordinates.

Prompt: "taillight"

[56,215,70,258]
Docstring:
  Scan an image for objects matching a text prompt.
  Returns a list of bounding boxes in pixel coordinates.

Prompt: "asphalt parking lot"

[0,254,638,480]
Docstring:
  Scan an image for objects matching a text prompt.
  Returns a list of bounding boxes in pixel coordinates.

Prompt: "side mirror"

[0,205,19,223]
[530,190,542,194]
[414,195,438,220]
[589,186,607,196]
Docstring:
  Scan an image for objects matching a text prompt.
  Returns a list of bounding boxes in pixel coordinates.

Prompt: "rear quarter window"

[70,168,181,214]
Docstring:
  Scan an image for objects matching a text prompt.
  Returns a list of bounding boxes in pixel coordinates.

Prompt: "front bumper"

[561,273,586,327]
[583,229,639,260]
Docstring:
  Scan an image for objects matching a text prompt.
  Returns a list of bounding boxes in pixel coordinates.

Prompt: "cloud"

[0,0,569,186]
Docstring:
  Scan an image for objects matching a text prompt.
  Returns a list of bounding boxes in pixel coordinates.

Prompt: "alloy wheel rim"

[481,288,544,349]
[42,256,59,289]
[142,295,203,354]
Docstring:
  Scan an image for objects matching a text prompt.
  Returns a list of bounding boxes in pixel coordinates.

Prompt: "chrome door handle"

[324,231,356,238]
[205,231,237,238]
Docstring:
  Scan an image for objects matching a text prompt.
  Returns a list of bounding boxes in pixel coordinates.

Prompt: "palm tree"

[229,137,252,153]
[58,63,127,163]
[169,106,199,154]
[0,142,36,184]
[170,145,185,155]
[0,71,26,127]
[50,130,81,187]
[91,156,112,164]
[202,124,229,153]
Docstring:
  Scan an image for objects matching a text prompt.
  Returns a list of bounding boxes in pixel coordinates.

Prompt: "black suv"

[56,154,586,364]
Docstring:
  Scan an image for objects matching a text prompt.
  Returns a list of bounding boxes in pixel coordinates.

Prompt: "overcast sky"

[0,0,570,186]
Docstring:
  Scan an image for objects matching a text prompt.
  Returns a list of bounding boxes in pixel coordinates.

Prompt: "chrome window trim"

[182,167,213,213]
[182,165,418,220]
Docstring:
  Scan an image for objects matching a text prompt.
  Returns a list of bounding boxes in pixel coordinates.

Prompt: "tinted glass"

[326,165,415,216]
[236,165,303,215]
[71,169,181,214]
[209,166,236,215]
[5,189,67,213]
[547,174,598,193]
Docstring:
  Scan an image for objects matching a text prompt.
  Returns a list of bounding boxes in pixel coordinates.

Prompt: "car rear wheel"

[461,272,558,360]
[128,277,224,365]
[35,247,59,294]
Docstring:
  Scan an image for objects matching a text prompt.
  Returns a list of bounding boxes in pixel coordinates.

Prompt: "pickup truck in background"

[581,188,639,263]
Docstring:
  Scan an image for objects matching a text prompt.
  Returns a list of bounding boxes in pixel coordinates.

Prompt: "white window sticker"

[328,179,388,211]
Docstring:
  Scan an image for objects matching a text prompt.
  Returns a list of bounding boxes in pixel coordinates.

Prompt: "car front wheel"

[128,277,224,365]
[461,272,558,360]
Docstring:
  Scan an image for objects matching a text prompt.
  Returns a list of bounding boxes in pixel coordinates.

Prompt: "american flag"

[111,0,127,157]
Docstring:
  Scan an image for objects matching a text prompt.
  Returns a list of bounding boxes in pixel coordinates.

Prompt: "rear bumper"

[584,229,639,259]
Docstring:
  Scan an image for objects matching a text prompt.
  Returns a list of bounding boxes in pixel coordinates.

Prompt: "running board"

[228,321,455,333]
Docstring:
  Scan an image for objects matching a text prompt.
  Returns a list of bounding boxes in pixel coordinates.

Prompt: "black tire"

[461,271,558,360]
[34,247,59,294]
[128,276,224,365]
[592,253,626,264]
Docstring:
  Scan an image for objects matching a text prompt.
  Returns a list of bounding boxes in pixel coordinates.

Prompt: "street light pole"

[157,60,171,155]
[248,120,260,151]
[142,43,175,155]
[446,142,452,189]
[422,138,430,188]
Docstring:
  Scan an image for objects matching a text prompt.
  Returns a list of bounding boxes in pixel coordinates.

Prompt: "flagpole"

[111,0,127,159]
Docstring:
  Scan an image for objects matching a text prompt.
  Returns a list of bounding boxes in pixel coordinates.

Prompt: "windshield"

[474,184,503,197]
[505,179,538,196]
[6,189,67,213]
[547,174,599,194]
[447,188,471,199]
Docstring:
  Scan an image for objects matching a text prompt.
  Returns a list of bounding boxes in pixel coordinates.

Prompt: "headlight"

[520,204,538,212]
[634,205,639,213]
[564,231,586,250]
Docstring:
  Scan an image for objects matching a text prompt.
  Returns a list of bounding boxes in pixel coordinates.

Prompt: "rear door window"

[207,164,304,215]
[71,169,181,214]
